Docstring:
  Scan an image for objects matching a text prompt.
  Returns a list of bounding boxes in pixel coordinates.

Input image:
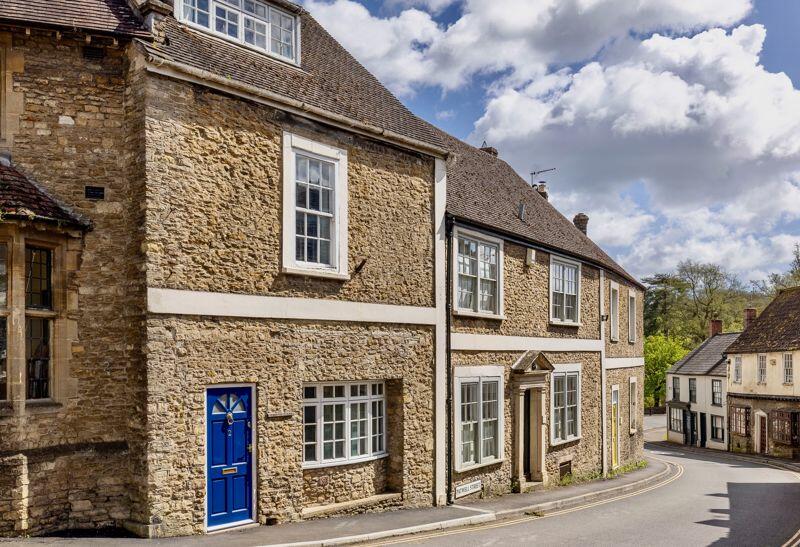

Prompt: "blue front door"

[207,387,253,529]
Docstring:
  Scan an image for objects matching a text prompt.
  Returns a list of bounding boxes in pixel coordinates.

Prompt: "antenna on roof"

[530,167,556,185]
[482,140,488,148]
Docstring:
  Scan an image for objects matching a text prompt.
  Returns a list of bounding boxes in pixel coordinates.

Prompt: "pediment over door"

[511,350,554,375]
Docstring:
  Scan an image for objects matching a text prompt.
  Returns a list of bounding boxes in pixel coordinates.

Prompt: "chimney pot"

[480,146,498,157]
[709,319,723,337]
[573,213,589,235]
[744,308,757,330]
[537,182,549,201]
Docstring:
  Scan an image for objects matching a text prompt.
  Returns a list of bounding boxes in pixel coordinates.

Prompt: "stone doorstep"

[300,492,402,519]
[518,481,545,494]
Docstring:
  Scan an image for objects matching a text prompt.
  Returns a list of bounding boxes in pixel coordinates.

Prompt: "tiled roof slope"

[141,15,445,152]
[439,131,642,288]
[726,287,800,354]
[669,332,741,376]
[0,0,149,38]
[0,163,90,229]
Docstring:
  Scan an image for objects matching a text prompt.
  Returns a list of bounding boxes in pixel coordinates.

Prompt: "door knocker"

[226,412,234,426]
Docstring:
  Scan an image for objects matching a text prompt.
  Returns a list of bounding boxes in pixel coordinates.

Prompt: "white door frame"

[203,383,258,533]
[754,409,768,455]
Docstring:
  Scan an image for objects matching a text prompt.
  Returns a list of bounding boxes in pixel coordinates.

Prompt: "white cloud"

[435,109,455,120]
[386,0,459,13]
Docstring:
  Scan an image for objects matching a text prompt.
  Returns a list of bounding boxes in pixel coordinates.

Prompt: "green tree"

[644,334,689,408]
[751,243,800,296]
[643,273,688,337]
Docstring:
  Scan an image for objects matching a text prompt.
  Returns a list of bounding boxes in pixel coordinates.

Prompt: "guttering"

[450,216,645,291]
[143,52,449,160]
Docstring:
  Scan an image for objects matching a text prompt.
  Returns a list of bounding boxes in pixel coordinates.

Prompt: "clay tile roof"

[0,0,149,38]
[438,131,643,288]
[669,332,741,376]
[140,14,445,152]
[0,163,90,229]
[726,287,800,354]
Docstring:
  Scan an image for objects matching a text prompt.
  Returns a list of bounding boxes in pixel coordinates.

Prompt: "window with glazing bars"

[672,376,680,401]
[734,356,742,383]
[712,379,722,406]
[456,236,499,315]
[26,247,52,309]
[784,354,794,384]
[730,406,749,436]
[758,355,767,384]
[771,411,798,446]
[552,372,579,442]
[0,244,7,401]
[711,415,724,441]
[26,317,50,400]
[458,377,500,467]
[551,260,579,323]
[295,154,335,266]
[689,378,697,403]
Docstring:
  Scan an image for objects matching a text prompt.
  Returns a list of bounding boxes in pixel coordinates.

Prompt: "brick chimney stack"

[709,319,723,337]
[744,308,757,330]
[573,213,589,235]
[127,0,172,29]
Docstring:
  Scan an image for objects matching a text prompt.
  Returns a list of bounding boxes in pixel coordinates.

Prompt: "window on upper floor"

[757,354,767,384]
[179,0,300,65]
[712,379,722,406]
[454,229,503,319]
[281,132,348,280]
[784,354,794,385]
[733,356,742,384]
[610,282,619,341]
[672,376,680,401]
[552,366,581,445]
[551,257,580,325]
[455,367,504,471]
[689,378,697,403]
[628,293,636,342]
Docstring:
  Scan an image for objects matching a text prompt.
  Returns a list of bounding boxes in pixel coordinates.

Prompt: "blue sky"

[305,0,800,282]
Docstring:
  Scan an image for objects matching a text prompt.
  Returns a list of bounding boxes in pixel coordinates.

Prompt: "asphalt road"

[389,419,800,547]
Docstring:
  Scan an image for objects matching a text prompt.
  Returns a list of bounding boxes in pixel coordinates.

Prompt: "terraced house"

[726,290,800,460]
[0,0,644,538]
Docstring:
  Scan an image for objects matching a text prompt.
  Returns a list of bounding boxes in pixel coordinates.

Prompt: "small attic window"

[179,0,300,65]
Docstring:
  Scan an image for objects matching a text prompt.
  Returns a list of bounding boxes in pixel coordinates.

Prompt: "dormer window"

[180,0,299,64]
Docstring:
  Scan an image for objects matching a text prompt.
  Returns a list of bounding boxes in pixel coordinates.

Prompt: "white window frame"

[301,381,387,469]
[454,366,505,472]
[610,281,619,341]
[669,407,683,433]
[628,292,637,343]
[550,363,582,446]
[452,227,504,320]
[176,0,302,66]
[712,379,723,406]
[733,356,742,384]
[784,353,794,385]
[757,354,767,384]
[550,255,581,326]
[282,132,349,280]
[711,415,725,442]
[629,376,638,434]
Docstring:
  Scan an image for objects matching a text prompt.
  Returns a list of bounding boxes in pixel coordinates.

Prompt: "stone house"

[726,291,800,460]
[0,0,644,538]
[666,320,739,451]
[441,133,645,499]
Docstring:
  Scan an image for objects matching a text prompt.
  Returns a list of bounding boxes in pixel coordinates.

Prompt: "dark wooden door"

[760,415,767,454]
[700,413,707,448]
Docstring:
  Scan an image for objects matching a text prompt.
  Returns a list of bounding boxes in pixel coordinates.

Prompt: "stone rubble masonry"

[729,396,800,459]
[0,28,146,537]
[604,272,644,358]
[142,71,436,307]
[144,317,435,537]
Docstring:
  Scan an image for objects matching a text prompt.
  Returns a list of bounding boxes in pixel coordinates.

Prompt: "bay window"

[551,257,580,324]
[454,229,503,318]
[302,381,386,467]
[669,407,682,432]
[771,411,798,447]
[455,367,504,471]
[282,132,348,279]
[551,365,581,445]
[25,246,53,400]
[730,406,750,436]
[179,0,300,64]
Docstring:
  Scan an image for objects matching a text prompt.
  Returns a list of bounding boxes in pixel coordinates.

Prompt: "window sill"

[24,400,63,414]
[550,435,581,447]
[453,309,505,321]
[282,266,350,281]
[550,320,581,328]
[784,383,794,387]
[302,452,388,470]
[455,457,504,474]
